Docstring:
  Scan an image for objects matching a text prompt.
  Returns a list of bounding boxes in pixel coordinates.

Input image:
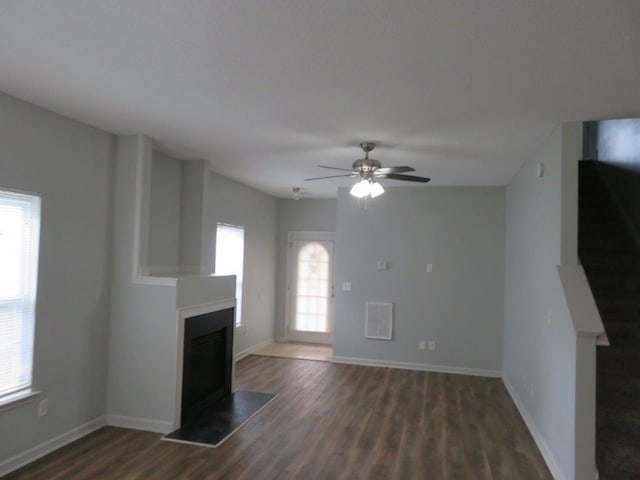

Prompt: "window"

[214,223,244,326]
[0,189,40,402]
[295,242,330,332]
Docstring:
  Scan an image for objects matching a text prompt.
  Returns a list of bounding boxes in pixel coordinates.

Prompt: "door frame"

[285,231,336,345]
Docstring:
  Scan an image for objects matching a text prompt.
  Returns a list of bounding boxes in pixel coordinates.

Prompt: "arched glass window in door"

[295,242,330,332]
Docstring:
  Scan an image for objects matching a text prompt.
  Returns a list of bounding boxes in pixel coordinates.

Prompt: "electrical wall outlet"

[426,263,433,273]
[38,399,48,417]
[419,339,426,350]
[428,340,436,351]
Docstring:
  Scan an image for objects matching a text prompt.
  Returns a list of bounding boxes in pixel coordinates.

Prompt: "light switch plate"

[342,282,352,291]
[38,399,48,417]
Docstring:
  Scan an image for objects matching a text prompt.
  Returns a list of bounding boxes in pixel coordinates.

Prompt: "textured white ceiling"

[1,1,639,197]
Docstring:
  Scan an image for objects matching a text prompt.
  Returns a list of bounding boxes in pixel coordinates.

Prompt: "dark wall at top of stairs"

[596,119,640,252]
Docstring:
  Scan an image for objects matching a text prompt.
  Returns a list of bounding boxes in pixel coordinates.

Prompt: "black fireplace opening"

[181,307,234,425]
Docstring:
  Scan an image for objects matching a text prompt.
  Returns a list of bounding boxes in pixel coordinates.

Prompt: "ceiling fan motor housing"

[352,158,381,179]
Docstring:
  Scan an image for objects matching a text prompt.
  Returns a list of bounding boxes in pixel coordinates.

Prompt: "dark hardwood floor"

[5,356,552,479]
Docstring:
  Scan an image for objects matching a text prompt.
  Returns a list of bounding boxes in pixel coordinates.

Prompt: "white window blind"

[0,189,40,399]
[215,223,244,325]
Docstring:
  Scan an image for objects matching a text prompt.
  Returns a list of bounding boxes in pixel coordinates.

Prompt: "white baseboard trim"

[331,356,502,378]
[234,338,274,361]
[0,416,106,477]
[105,414,173,434]
[502,375,565,480]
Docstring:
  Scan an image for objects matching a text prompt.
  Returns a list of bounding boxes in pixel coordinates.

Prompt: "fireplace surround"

[173,293,236,430]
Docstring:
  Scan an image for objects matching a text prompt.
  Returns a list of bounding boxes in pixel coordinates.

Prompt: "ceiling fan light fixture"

[350,179,384,199]
[350,179,371,198]
[369,181,384,198]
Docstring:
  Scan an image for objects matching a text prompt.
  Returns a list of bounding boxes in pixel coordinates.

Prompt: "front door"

[286,233,335,344]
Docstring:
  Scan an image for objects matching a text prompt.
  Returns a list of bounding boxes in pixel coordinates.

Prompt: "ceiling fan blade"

[304,173,354,181]
[374,166,415,174]
[318,165,354,172]
[378,173,431,183]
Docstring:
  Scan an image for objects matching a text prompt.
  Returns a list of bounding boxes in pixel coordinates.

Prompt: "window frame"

[0,187,41,408]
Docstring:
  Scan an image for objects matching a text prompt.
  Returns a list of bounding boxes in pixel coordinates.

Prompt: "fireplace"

[165,302,276,447]
[181,307,234,425]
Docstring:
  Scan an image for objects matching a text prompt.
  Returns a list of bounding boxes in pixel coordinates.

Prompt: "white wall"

[0,91,114,461]
[503,124,594,480]
[148,151,182,271]
[333,187,504,374]
[205,172,278,356]
[106,136,178,431]
[179,160,209,273]
[275,199,337,340]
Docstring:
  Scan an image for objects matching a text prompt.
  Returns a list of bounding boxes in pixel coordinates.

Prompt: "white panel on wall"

[365,302,393,340]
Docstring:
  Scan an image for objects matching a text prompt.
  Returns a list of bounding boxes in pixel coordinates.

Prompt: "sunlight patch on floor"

[253,342,333,362]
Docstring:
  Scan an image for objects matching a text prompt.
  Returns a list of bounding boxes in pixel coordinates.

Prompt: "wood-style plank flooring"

[253,341,333,362]
[5,356,552,479]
